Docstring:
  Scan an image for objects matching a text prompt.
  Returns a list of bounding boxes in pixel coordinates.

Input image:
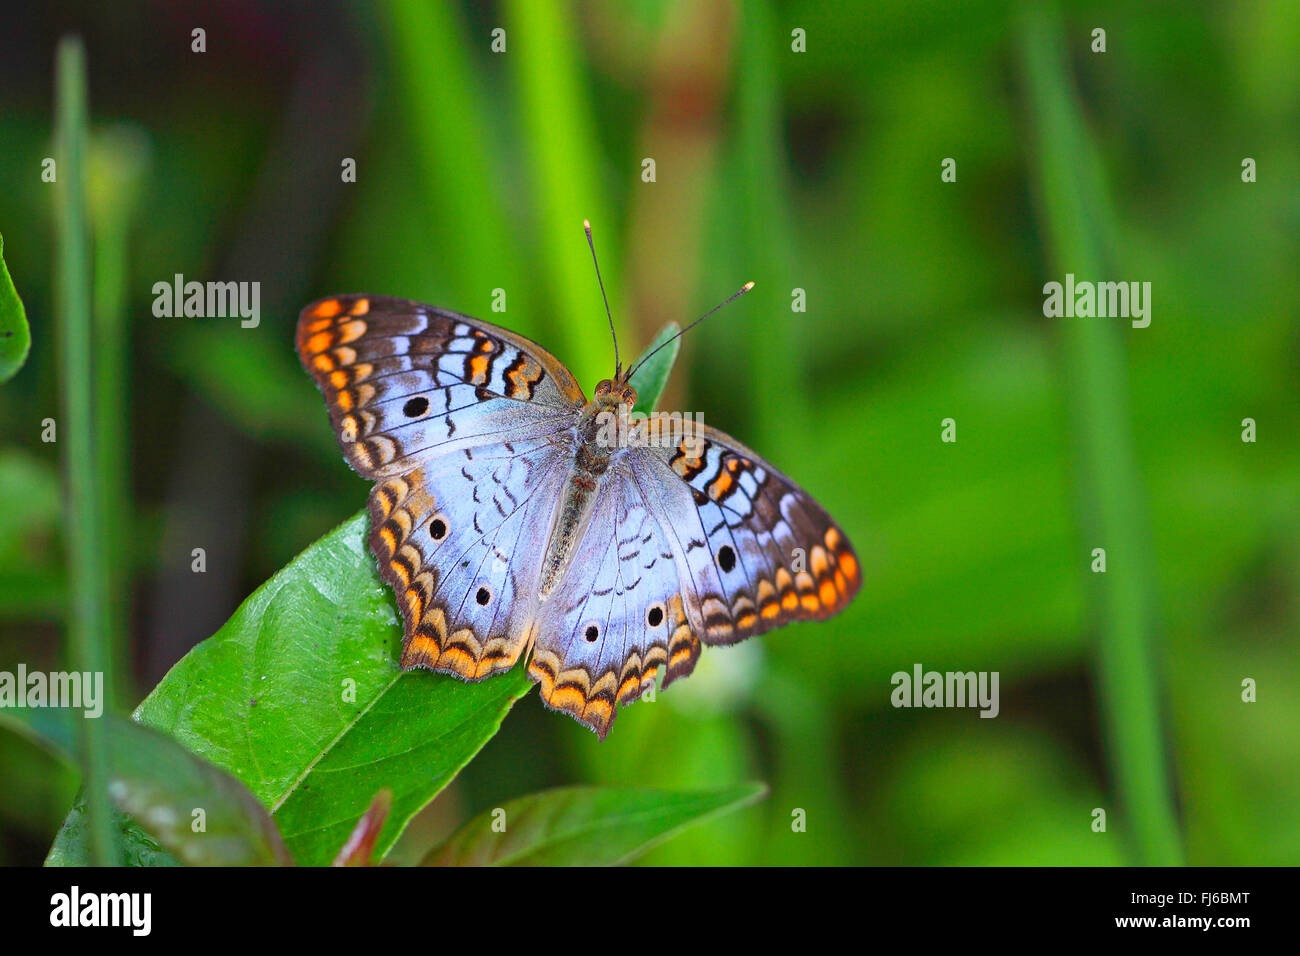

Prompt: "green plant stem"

[1018,4,1182,866]
[92,219,128,702]
[55,35,118,866]
[732,1,853,857]
[734,0,806,453]
[89,128,147,707]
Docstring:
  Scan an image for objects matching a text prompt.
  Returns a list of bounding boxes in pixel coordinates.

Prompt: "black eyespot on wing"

[585,624,599,642]
[718,544,736,573]
[403,396,429,418]
[430,517,448,540]
[647,604,664,627]
[476,586,491,606]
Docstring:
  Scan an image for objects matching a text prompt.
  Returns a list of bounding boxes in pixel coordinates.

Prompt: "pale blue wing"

[297,294,584,478]
[627,421,861,645]
[371,436,569,680]
[298,294,584,677]
[530,463,697,737]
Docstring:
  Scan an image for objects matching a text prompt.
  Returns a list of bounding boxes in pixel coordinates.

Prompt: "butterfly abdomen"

[537,463,602,601]
[535,393,638,600]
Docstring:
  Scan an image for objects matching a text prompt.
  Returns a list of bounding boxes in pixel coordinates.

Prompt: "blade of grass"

[379,0,531,328]
[505,0,619,385]
[731,0,851,863]
[1017,3,1182,866]
[54,35,118,866]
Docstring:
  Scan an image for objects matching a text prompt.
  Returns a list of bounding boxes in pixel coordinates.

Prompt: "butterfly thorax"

[537,379,637,600]
[573,379,636,469]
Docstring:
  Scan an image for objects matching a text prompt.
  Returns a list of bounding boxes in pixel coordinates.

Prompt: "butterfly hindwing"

[370,437,569,680]
[530,469,702,738]
[528,423,860,739]
[630,421,861,646]
[297,294,583,479]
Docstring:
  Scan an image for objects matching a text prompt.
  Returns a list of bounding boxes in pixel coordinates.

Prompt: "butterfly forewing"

[297,295,583,478]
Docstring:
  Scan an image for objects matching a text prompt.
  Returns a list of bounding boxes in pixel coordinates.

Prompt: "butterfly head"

[582,219,754,413]
[579,376,638,463]
[593,377,637,411]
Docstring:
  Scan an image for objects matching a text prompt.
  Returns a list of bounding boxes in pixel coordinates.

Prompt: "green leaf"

[49,510,534,866]
[0,232,31,384]
[2,709,291,866]
[422,783,766,866]
[628,321,681,415]
[46,801,175,867]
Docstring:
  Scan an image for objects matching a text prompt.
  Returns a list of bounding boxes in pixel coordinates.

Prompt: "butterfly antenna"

[624,280,755,382]
[584,219,621,378]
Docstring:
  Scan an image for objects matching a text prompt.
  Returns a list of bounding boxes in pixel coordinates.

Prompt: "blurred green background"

[1,0,1297,865]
